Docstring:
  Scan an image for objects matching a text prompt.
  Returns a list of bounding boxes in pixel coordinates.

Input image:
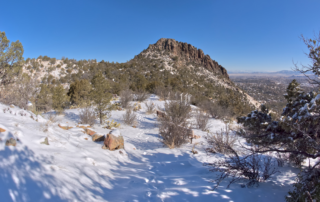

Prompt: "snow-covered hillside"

[0,96,297,202]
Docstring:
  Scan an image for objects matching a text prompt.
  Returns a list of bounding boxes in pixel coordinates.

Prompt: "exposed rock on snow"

[103,133,124,151]
[0,127,6,132]
[58,124,73,130]
[92,134,105,142]
[40,137,49,145]
[85,128,96,136]
[5,138,17,146]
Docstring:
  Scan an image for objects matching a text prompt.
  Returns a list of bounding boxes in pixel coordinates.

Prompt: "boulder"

[5,138,16,146]
[0,127,6,133]
[103,132,124,151]
[85,128,96,136]
[92,134,105,142]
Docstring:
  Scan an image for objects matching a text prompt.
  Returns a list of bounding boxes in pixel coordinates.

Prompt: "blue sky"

[1,0,319,71]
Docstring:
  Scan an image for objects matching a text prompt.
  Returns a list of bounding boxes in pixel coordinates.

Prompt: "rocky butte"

[147,38,229,79]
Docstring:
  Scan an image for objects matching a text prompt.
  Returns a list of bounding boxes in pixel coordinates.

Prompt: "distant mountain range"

[228,70,311,76]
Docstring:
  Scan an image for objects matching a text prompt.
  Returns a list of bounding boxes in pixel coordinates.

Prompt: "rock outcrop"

[147,38,229,79]
[103,130,124,151]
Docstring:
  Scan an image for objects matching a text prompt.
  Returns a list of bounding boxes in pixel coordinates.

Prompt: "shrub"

[120,89,133,109]
[145,101,155,114]
[159,100,191,148]
[134,90,148,102]
[122,108,137,126]
[206,123,237,154]
[79,107,96,126]
[194,110,210,131]
[207,146,279,189]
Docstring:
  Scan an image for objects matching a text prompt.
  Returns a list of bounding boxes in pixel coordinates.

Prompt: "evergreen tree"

[0,31,24,85]
[68,79,91,106]
[91,73,112,124]
[36,84,52,112]
[52,84,69,113]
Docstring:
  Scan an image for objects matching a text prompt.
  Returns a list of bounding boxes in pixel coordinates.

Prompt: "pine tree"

[68,79,91,106]
[52,84,69,113]
[91,73,112,124]
[36,84,52,112]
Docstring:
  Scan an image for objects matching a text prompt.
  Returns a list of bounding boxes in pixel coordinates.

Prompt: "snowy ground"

[0,95,298,202]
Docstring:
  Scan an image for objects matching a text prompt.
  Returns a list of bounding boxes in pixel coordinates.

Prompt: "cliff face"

[147,38,229,79]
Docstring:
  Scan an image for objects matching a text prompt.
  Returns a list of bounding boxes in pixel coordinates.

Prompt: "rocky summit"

[147,38,229,79]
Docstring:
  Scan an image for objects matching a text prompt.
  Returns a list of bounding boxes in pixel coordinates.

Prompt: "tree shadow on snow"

[0,146,67,202]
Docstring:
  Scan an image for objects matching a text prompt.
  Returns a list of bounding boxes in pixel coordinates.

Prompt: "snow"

[0,95,298,202]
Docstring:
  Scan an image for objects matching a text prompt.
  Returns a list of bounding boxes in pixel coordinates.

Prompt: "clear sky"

[1,0,319,71]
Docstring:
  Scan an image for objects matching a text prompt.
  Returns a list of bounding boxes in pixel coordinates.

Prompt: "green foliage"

[52,84,69,113]
[91,73,112,124]
[36,84,52,112]
[0,31,24,85]
[68,79,91,106]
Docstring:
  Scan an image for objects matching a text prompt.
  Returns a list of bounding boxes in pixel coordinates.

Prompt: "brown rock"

[58,124,72,130]
[0,128,6,133]
[147,38,229,80]
[5,138,16,146]
[77,125,91,129]
[156,110,166,118]
[85,128,96,136]
[92,134,105,142]
[103,134,124,151]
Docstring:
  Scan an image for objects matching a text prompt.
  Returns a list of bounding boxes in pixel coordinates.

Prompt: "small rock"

[41,137,49,145]
[92,134,105,142]
[58,124,72,130]
[0,127,6,133]
[84,138,88,140]
[102,145,108,150]
[77,125,91,129]
[192,149,198,154]
[5,138,17,146]
[10,105,14,108]
[240,184,246,188]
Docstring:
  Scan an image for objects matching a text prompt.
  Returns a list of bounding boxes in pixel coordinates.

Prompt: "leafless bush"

[134,90,148,102]
[79,107,96,126]
[159,100,191,148]
[206,146,279,189]
[194,110,210,131]
[200,100,232,119]
[206,123,238,154]
[120,89,133,109]
[154,86,171,100]
[46,113,57,123]
[122,108,137,126]
[145,101,155,114]
[0,75,38,109]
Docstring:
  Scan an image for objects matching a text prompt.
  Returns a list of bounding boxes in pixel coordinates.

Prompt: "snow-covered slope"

[0,96,297,202]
